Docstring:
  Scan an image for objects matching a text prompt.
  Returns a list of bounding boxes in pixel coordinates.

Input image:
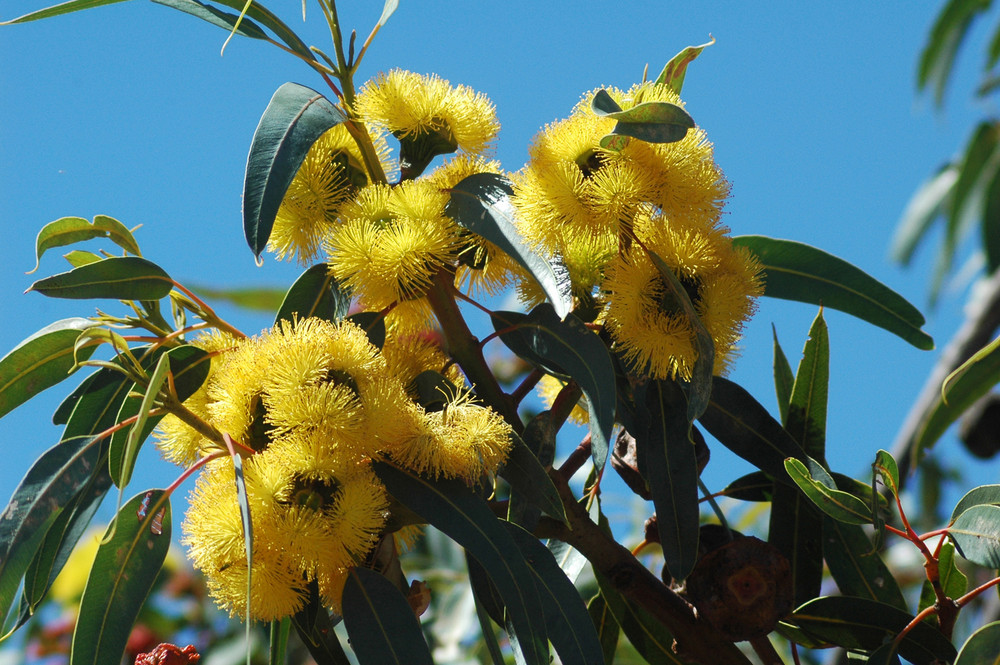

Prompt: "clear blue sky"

[1,2,996,532]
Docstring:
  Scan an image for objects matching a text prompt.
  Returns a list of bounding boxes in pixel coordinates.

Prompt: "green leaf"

[377,0,398,27]
[873,449,900,497]
[822,516,907,611]
[950,504,1000,567]
[291,582,352,665]
[587,593,621,665]
[28,256,173,301]
[62,351,149,439]
[447,173,571,318]
[635,380,699,581]
[593,570,687,665]
[29,215,141,274]
[1,0,130,24]
[151,0,269,40]
[732,235,934,350]
[772,326,794,424]
[654,37,715,94]
[982,159,1000,272]
[187,283,287,313]
[0,318,98,420]
[69,490,171,665]
[890,164,958,266]
[0,436,101,623]
[372,462,549,665]
[275,263,351,324]
[491,303,615,471]
[769,480,823,607]
[498,430,567,527]
[955,620,1000,665]
[591,90,695,144]
[917,0,990,104]
[347,311,386,349]
[919,541,967,624]
[787,310,829,462]
[647,251,714,421]
[244,83,347,258]
[504,523,605,665]
[951,484,1000,522]
[784,458,872,525]
[471,583,506,665]
[721,471,774,501]
[788,596,957,665]
[698,377,807,481]
[63,250,102,268]
[195,0,313,60]
[341,567,433,665]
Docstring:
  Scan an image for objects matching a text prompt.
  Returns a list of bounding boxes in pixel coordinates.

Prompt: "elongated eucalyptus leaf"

[199,0,313,60]
[504,523,605,665]
[785,458,872,525]
[291,582,352,665]
[372,462,549,665]
[472,586,506,665]
[891,164,958,266]
[772,326,794,424]
[491,303,615,471]
[28,257,173,301]
[499,430,566,527]
[593,570,686,665]
[822,516,907,611]
[951,484,1000,522]
[787,310,829,462]
[109,353,169,491]
[647,251,714,421]
[0,0,130,24]
[0,318,97,419]
[587,594,621,665]
[62,355,146,440]
[635,380,699,581]
[591,90,695,144]
[732,236,934,350]
[769,480,822,608]
[342,568,433,665]
[275,263,351,324]
[377,0,398,26]
[950,504,1000,568]
[0,436,101,622]
[788,596,957,665]
[918,0,989,104]
[244,83,347,258]
[699,377,807,481]
[447,173,571,318]
[151,0,269,40]
[654,37,715,93]
[873,449,900,497]
[955,620,1000,665]
[70,490,171,665]
[983,162,1000,272]
[187,283,286,313]
[30,215,140,274]
[63,250,102,268]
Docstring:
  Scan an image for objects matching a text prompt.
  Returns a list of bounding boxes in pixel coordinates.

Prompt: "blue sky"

[1,2,997,533]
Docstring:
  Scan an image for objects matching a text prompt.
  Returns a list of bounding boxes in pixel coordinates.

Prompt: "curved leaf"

[769,479,822,607]
[203,0,314,60]
[591,90,694,144]
[587,594,620,665]
[891,164,958,266]
[772,326,794,424]
[491,303,615,470]
[732,235,934,350]
[188,283,286,313]
[499,430,567,528]
[151,0,269,41]
[918,0,991,104]
[955,620,1000,665]
[27,257,173,301]
[244,83,347,258]
[0,436,101,622]
[1,0,130,24]
[951,484,1000,522]
[275,263,351,324]
[593,571,685,665]
[30,215,140,274]
[654,37,715,94]
[698,377,807,481]
[447,173,571,317]
[788,596,957,665]
[342,567,433,665]
[70,490,171,665]
[784,458,872,525]
[787,309,829,462]
[635,380,699,581]
[503,522,605,665]
[0,318,97,420]
[950,504,1000,568]
[372,462,549,665]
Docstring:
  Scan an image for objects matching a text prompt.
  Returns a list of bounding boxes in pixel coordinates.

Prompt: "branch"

[891,269,1000,485]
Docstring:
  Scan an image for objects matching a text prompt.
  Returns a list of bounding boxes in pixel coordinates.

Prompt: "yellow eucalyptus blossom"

[536,374,590,425]
[381,331,464,400]
[356,69,500,178]
[267,125,391,265]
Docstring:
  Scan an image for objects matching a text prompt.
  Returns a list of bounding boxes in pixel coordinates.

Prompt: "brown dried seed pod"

[684,535,793,642]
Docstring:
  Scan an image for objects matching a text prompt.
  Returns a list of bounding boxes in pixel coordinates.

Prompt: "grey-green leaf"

[275,264,351,324]
[342,567,434,665]
[30,215,141,274]
[28,257,173,301]
[244,83,347,258]
[954,620,1000,665]
[732,235,934,350]
[950,504,1000,568]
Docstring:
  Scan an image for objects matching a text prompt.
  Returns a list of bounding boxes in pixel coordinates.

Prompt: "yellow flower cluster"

[154,318,512,621]
[271,69,509,333]
[513,83,763,381]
